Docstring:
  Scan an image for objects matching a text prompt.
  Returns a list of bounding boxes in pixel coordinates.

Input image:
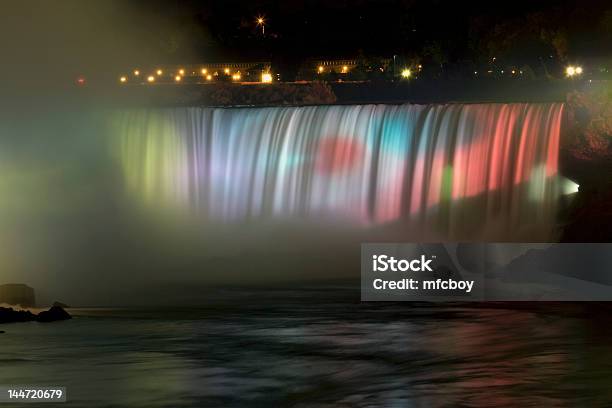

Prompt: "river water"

[1,293,611,407]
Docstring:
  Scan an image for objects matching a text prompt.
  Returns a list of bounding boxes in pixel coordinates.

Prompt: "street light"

[256,16,265,35]
[261,72,272,83]
[401,68,412,79]
[178,69,185,75]
[201,68,207,75]
[156,69,163,76]
[147,75,155,83]
[206,74,212,81]
[133,70,140,76]
[566,65,583,77]
[341,65,348,73]
[317,65,324,73]
[119,76,127,83]
[174,75,182,82]
[232,73,241,81]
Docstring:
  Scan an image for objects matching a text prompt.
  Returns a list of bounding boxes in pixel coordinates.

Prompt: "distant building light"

[178,69,185,75]
[206,74,212,81]
[575,66,583,74]
[76,77,86,85]
[511,70,516,74]
[156,69,163,76]
[401,68,411,78]
[224,68,230,74]
[147,75,155,82]
[317,65,324,73]
[174,75,182,82]
[120,76,127,83]
[566,66,576,77]
[133,70,140,76]
[341,65,348,73]
[232,73,241,81]
[261,72,273,83]
[201,68,207,75]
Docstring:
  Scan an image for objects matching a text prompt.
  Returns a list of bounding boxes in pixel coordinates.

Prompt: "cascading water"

[114,103,564,240]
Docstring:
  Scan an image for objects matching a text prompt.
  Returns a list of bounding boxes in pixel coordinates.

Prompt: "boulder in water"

[36,306,71,323]
[52,301,70,308]
[0,307,37,323]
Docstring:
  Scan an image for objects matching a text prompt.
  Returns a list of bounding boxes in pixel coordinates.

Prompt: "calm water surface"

[1,294,612,407]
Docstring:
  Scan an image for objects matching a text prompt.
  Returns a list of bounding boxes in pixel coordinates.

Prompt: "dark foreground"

[1,294,611,407]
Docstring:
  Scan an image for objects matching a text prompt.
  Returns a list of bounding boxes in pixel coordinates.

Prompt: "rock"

[0,307,37,323]
[52,301,70,309]
[0,284,36,307]
[0,331,5,334]
[36,306,71,323]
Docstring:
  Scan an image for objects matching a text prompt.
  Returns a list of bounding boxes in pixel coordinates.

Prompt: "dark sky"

[1,0,610,87]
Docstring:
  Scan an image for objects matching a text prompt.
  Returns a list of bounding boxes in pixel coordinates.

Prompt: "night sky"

[1,0,610,88]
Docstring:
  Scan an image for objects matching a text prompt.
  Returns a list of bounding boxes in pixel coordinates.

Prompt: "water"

[1,294,611,407]
[115,103,564,240]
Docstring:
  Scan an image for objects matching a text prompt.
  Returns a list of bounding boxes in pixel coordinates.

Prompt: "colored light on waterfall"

[114,103,564,237]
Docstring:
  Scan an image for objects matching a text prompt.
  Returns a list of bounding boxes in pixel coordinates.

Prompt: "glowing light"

[206,74,212,81]
[341,65,348,73]
[257,17,264,25]
[201,68,207,75]
[120,76,127,83]
[76,77,86,85]
[575,66,583,74]
[147,75,155,82]
[562,178,579,195]
[178,69,185,75]
[261,72,273,83]
[565,66,577,77]
[232,73,241,81]
[174,75,182,82]
[115,103,564,236]
[133,70,140,76]
[156,69,163,76]
[317,66,324,73]
[224,68,230,75]
[401,68,411,78]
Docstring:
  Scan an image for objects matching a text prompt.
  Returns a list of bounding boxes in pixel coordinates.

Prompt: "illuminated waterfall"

[114,103,564,239]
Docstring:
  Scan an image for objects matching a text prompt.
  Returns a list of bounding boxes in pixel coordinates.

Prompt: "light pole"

[256,16,265,36]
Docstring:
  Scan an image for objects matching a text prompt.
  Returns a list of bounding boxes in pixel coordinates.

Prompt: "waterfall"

[114,103,564,240]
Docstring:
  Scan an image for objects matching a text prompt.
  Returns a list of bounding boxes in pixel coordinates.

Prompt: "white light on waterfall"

[562,178,579,195]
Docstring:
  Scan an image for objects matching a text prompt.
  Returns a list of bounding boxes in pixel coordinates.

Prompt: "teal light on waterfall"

[113,103,564,239]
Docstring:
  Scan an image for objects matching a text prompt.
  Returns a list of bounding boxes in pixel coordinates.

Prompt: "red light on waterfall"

[316,137,365,174]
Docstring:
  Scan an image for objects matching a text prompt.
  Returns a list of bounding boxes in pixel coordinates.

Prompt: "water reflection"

[1,300,611,407]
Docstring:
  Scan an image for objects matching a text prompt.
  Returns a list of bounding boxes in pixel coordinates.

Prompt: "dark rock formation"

[36,306,72,323]
[0,284,36,307]
[0,306,71,324]
[52,301,70,309]
[0,307,37,323]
